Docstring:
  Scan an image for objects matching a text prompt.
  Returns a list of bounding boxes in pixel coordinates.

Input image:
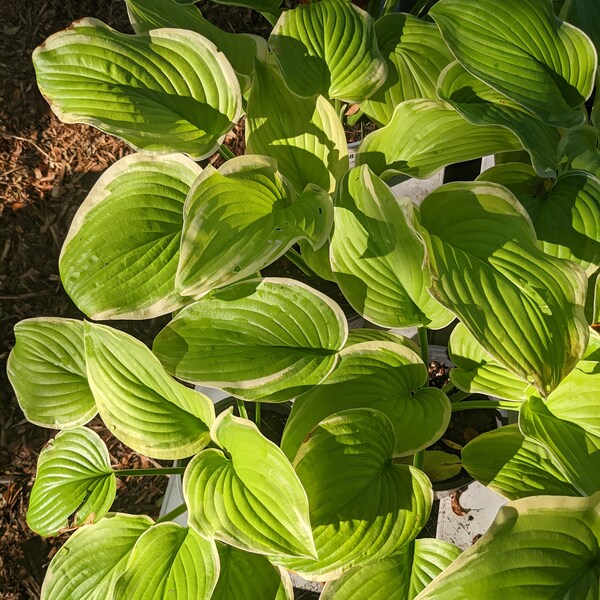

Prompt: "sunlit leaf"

[27,428,115,537]
[431,0,597,127]
[184,411,316,558]
[7,318,95,429]
[34,19,242,158]
[60,153,201,319]
[84,322,214,459]
[269,0,386,102]
[153,278,347,401]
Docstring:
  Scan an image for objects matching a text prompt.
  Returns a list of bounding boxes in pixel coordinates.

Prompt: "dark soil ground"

[0,1,269,597]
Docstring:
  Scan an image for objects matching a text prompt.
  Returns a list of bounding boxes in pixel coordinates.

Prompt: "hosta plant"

[7,0,600,597]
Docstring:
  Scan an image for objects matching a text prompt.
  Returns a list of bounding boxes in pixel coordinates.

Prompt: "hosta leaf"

[282,341,451,461]
[212,544,293,600]
[84,322,214,459]
[33,19,242,159]
[462,424,579,500]
[448,322,536,401]
[330,165,453,329]
[153,278,347,401]
[430,0,597,128]
[269,0,386,102]
[520,395,600,495]
[344,328,420,354]
[543,360,600,437]
[125,0,267,92]
[558,125,600,177]
[274,409,432,580]
[356,99,521,180]
[27,428,115,537]
[419,181,589,396]
[478,164,600,276]
[362,14,454,126]
[412,451,462,484]
[297,239,337,282]
[414,493,600,600]
[321,539,462,600]
[114,524,219,600]
[176,156,333,298]
[41,514,153,600]
[184,411,316,558]
[246,59,348,194]
[560,0,600,54]
[60,154,201,320]
[7,318,95,428]
[438,61,560,178]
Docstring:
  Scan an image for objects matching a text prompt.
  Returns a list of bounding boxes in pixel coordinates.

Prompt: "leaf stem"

[285,247,319,278]
[449,390,471,403]
[346,108,364,127]
[451,400,521,413]
[156,502,187,524]
[218,144,235,161]
[441,380,456,394]
[237,399,249,419]
[114,467,186,477]
[410,0,430,16]
[412,451,425,470]
[413,327,429,470]
[255,402,262,429]
[418,327,429,365]
[334,98,342,120]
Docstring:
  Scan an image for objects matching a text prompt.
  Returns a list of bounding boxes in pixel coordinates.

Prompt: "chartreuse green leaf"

[184,410,316,559]
[448,323,536,401]
[560,0,600,54]
[282,341,450,461]
[584,328,600,361]
[478,164,600,276]
[321,539,461,600]
[60,154,201,320]
[362,14,453,126]
[344,328,420,354]
[246,59,348,194]
[520,395,600,495]
[84,322,214,459]
[176,156,332,298]
[274,409,432,581]
[212,543,293,599]
[558,125,600,178]
[41,513,153,600]
[27,428,115,537]
[33,19,241,159]
[541,360,600,437]
[414,493,600,600]
[114,524,219,600]
[462,424,579,500]
[438,61,560,178]
[419,181,589,396]
[330,165,453,329]
[269,0,386,102]
[125,0,266,92]
[430,0,597,128]
[153,278,347,401]
[7,318,95,428]
[356,100,522,180]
